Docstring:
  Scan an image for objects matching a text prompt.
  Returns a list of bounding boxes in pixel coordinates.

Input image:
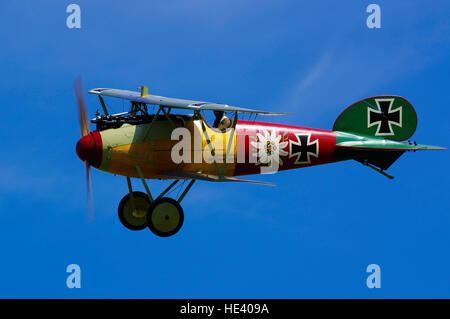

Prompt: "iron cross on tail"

[74,82,445,237]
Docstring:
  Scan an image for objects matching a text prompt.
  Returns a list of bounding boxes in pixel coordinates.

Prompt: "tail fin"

[333,96,417,141]
[333,96,445,177]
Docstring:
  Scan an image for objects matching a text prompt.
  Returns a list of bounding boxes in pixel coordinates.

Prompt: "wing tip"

[88,88,111,95]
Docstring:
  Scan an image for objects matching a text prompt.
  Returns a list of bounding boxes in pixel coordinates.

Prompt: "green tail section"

[333,96,445,173]
[333,96,417,141]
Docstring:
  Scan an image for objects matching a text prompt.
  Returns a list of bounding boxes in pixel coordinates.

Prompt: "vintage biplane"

[74,79,445,237]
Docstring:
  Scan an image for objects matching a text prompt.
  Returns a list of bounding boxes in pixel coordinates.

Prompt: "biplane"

[74,79,445,237]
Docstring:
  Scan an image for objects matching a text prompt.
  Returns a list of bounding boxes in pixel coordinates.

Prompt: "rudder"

[333,96,417,141]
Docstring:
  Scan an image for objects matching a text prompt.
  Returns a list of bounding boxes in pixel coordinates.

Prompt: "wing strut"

[98,96,109,115]
[221,111,238,175]
[198,111,223,175]
[143,106,162,140]
[196,110,239,178]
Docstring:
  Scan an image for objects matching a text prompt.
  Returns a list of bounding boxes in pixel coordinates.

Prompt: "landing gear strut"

[118,174,195,237]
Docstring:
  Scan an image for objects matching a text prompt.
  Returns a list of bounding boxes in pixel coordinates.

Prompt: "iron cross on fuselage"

[290,133,319,164]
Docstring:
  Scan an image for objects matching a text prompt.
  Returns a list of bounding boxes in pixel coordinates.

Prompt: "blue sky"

[0,1,448,298]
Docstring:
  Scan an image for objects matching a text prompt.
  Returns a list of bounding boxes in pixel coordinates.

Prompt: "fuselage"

[76,115,342,179]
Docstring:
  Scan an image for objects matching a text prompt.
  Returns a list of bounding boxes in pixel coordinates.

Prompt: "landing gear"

[118,174,195,237]
[146,197,184,237]
[118,191,150,231]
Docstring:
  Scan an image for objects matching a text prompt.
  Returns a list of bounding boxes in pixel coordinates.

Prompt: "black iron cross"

[290,133,319,164]
[368,99,402,135]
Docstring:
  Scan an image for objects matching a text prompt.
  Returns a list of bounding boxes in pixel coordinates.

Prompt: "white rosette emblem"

[250,130,288,172]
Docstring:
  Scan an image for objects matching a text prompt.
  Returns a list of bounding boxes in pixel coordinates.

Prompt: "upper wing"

[88,88,289,115]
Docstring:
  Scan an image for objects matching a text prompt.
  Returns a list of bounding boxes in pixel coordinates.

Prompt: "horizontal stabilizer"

[335,131,446,170]
[335,131,446,151]
[160,171,276,186]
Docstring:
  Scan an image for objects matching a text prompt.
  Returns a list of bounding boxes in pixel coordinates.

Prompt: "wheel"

[118,191,151,231]
[146,197,184,237]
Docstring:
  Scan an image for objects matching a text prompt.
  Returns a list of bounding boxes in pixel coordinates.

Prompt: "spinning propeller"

[75,77,94,223]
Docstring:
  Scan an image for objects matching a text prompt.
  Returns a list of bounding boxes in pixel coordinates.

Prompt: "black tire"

[118,191,151,231]
[146,197,184,237]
